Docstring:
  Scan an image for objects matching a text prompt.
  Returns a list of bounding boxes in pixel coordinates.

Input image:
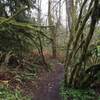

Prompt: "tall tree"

[48,0,57,58]
[64,0,100,88]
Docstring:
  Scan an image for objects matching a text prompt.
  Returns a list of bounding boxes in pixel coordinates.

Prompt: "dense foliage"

[0,85,31,100]
[60,86,98,100]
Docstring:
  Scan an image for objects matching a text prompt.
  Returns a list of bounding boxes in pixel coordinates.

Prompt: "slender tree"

[64,0,100,88]
[48,0,57,58]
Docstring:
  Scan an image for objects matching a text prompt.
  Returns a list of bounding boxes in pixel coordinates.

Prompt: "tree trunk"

[48,0,57,58]
[64,0,99,88]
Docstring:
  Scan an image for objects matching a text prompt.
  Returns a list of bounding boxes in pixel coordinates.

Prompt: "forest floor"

[22,60,64,100]
[0,58,100,100]
[0,51,64,100]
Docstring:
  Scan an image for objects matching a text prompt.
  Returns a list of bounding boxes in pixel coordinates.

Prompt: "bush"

[0,85,31,100]
[60,82,98,100]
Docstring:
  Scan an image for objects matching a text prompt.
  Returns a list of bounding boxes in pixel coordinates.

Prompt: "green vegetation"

[0,85,31,100]
[0,0,100,100]
[60,84,97,100]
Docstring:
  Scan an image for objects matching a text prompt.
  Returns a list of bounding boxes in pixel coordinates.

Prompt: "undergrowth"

[60,82,99,100]
[0,85,32,100]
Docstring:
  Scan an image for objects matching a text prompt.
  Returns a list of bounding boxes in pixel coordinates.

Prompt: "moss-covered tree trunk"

[64,0,99,88]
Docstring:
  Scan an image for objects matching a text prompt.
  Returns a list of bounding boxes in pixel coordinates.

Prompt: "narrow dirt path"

[32,62,64,100]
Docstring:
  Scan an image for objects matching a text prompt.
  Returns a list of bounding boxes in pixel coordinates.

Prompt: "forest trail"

[31,61,64,100]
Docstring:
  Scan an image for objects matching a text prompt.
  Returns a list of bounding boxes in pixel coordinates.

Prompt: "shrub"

[60,82,98,100]
[0,85,32,100]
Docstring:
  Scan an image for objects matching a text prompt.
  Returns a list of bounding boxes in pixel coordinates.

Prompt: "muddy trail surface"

[29,62,64,100]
